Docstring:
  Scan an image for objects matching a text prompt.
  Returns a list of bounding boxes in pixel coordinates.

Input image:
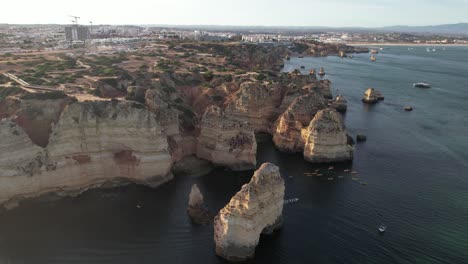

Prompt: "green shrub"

[20,91,67,100]
[0,86,22,101]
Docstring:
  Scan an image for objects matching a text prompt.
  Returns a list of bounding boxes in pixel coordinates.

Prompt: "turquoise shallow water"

[0,46,467,263]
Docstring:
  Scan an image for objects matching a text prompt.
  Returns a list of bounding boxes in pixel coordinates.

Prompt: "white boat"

[379,224,387,233]
[426,47,431,52]
[284,198,299,205]
[413,82,431,88]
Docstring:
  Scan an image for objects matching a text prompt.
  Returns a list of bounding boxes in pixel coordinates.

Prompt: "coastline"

[348,42,468,47]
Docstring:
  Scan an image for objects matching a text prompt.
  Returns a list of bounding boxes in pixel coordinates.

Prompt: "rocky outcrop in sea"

[214,163,285,261]
[303,108,354,162]
[0,100,173,207]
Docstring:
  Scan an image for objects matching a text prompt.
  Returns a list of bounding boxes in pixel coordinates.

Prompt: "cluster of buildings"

[2,24,468,54]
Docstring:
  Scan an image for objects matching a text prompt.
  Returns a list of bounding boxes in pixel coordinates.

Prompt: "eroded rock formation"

[187,184,212,225]
[197,105,256,170]
[303,109,354,163]
[225,81,283,133]
[362,88,380,104]
[273,91,327,152]
[214,163,285,261]
[331,94,348,113]
[0,100,173,207]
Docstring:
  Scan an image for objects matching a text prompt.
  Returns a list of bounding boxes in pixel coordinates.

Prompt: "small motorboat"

[371,49,379,54]
[309,69,316,75]
[284,198,299,205]
[413,82,431,88]
[370,55,377,62]
[300,65,305,69]
[379,224,387,233]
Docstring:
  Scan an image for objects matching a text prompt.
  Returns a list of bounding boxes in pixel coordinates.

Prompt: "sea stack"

[331,94,348,113]
[362,88,379,104]
[214,163,285,261]
[187,184,212,225]
[303,109,354,163]
[273,91,327,152]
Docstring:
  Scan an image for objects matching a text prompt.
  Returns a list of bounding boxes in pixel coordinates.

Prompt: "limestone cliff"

[214,163,285,261]
[303,108,354,163]
[273,91,327,152]
[225,81,282,133]
[197,105,256,171]
[0,100,173,206]
[331,94,348,113]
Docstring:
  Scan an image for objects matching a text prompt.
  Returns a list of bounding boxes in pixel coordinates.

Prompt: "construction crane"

[69,15,80,25]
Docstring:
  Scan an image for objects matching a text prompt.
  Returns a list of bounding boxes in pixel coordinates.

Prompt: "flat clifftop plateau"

[214,163,285,261]
[0,99,173,206]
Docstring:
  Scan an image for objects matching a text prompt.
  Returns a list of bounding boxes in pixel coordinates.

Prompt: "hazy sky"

[2,0,467,27]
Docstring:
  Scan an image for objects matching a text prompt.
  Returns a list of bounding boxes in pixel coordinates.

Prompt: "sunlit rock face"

[273,91,327,152]
[197,105,256,171]
[225,81,283,133]
[187,184,212,225]
[362,88,379,104]
[303,108,354,163]
[0,100,173,207]
[331,94,348,113]
[214,163,285,261]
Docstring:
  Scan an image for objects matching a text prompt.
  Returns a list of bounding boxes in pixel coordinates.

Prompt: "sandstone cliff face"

[225,81,282,133]
[0,97,71,147]
[214,163,285,261]
[303,108,354,163]
[0,100,173,206]
[0,120,47,179]
[145,89,198,163]
[362,88,379,104]
[273,91,327,152]
[197,106,256,171]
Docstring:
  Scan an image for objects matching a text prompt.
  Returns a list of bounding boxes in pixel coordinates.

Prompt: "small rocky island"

[214,163,285,261]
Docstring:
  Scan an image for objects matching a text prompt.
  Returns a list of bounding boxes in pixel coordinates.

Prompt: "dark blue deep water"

[1,46,467,264]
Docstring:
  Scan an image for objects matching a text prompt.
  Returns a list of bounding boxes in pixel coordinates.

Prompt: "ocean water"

[1,46,468,264]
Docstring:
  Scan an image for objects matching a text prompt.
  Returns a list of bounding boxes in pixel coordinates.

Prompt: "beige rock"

[188,184,204,208]
[273,91,327,152]
[331,94,348,113]
[225,81,283,133]
[303,108,354,163]
[0,100,173,206]
[362,88,379,104]
[214,163,285,261]
[187,184,213,225]
[197,105,256,171]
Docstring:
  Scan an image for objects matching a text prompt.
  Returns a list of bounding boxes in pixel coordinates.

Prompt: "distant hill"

[380,23,468,36]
